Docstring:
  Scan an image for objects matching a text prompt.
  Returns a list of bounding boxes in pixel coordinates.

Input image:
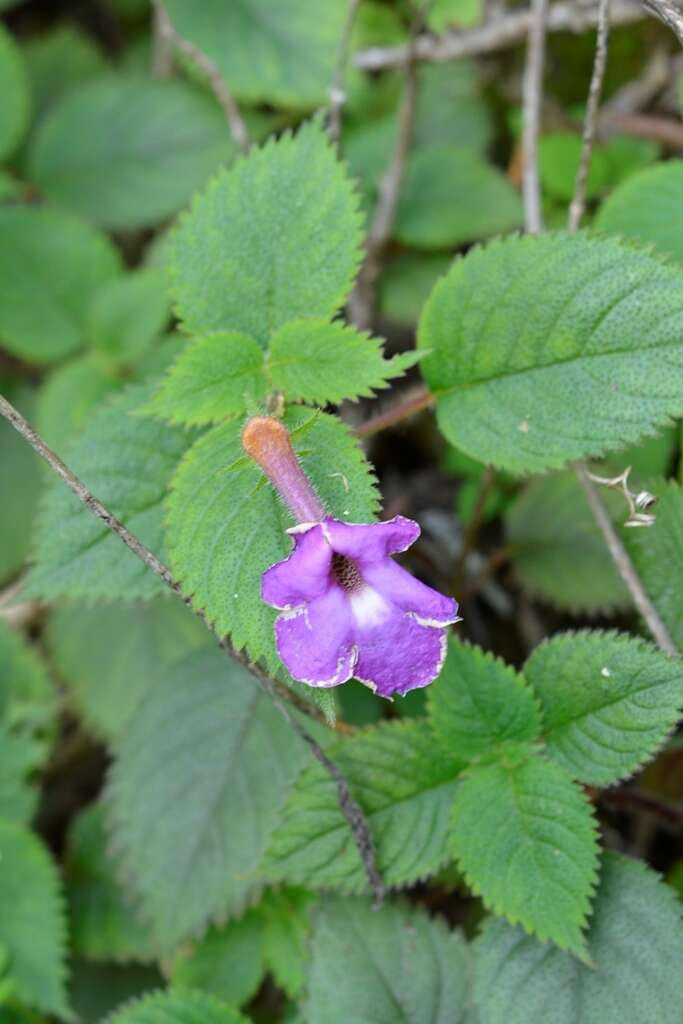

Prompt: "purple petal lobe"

[322,516,420,566]
[274,586,356,687]
[353,604,447,698]
[362,559,459,626]
[261,524,332,609]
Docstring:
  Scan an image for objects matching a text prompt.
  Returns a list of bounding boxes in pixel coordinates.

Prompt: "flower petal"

[274,586,356,687]
[353,608,448,698]
[322,515,420,566]
[262,524,332,609]
[362,559,459,626]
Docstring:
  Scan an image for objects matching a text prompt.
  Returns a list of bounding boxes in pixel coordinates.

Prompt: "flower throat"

[332,552,363,592]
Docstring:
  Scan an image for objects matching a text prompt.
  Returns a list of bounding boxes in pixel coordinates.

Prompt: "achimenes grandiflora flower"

[242,416,460,698]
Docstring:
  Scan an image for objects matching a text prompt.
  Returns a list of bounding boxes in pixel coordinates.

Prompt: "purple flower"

[242,416,459,699]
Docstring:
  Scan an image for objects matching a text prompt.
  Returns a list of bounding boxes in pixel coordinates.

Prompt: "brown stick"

[601,111,683,151]
[0,393,389,903]
[522,0,549,235]
[355,386,435,439]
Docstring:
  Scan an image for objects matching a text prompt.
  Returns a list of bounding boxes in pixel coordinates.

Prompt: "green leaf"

[379,252,453,326]
[25,385,193,602]
[87,269,169,369]
[427,0,483,31]
[106,646,309,950]
[540,133,610,202]
[34,355,123,456]
[0,724,44,823]
[267,319,417,405]
[70,961,163,1024]
[167,408,379,670]
[428,638,541,762]
[505,470,630,613]
[0,205,122,364]
[262,720,462,892]
[28,74,236,229]
[168,119,363,347]
[525,630,683,786]
[171,910,265,1007]
[0,619,56,753]
[162,0,346,108]
[305,896,475,1024]
[474,852,683,1024]
[625,480,683,647]
[418,232,683,473]
[260,888,314,999]
[23,26,107,125]
[595,161,683,262]
[0,819,69,1017]
[143,332,265,427]
[106,989,248,1024]
[0,24,29,160]
[395,146,522,249]
[0,387,43,585]
[415,61,493,153]
[66,803,156,964]
[451,756,599,957]
[46,596,208,740]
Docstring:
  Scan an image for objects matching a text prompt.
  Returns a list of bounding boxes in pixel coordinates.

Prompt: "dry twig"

[640,0,683,44]
[522,0,549,234]
[328,0,363,147]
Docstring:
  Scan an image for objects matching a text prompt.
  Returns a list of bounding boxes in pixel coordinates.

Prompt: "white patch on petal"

[287,521,320,535]
[297,645,358,688]
[354,671,381,696]
[349,586,391,627]
[408,611,463,628]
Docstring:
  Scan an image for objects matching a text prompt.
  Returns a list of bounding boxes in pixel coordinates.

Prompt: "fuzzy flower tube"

[242,417,460,698]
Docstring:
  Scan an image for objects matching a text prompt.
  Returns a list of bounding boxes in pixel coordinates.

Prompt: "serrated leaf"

[168,119,363,347]
[23,26,107,124]
[526,630,683,785]
[305,897,474,1024]
[428,638,541,762]
[595,161,683,262]
[106,989,248,1024]
[162,0,346,108]
[142,332,265,427]
[0,205,122,364]
[0,24,29,160]
[0,387,43,585]
[106,646,309,951]
[474,852,683,1024]
[505,470,630,613]
[66,803,156,964]
[171,909,265,1007]
[28,74,235,229]
[267,319,416,405]
[25,385,193,602]
[451,756,599,956]
[46,596,208,740]
[418,232,683,474]
[70,961,163,1024]
[87,269,169,369]
[167,408,378,670]
[395,146,522,249]
[625,479,683,647]
[262,720,462,892]
[260,888,314,999]
[0,619,56,754]
[0,724,44,823]
[0,820,70,1017]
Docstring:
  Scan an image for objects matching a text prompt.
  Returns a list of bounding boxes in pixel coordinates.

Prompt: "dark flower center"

[331,553,363,592]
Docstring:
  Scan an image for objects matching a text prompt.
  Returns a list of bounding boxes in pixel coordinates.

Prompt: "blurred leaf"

[34,355,122,456]
[595,161,683,263]
[0,25,29,161]
[604,426,677,481]
[379,252,452,326]
[87,269,169,369]
[0,387,43,585]
[260,888,314,999]
[0,205,121,364]
[171,910,265,1006]
[427,0,483,31]
[22,27,107,124]
[414,61,493,152]
[0,725,44,823]
[28,75,236,229]
[0,619,56,754]
[70,961,163,1024]
[540,133,610,201]
[106,990,248,1024]
[169,119,363,346]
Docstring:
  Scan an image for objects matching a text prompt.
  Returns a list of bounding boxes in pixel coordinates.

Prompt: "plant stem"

[355,385,435,439]
[522,0,548,235]
[328,0,362,147]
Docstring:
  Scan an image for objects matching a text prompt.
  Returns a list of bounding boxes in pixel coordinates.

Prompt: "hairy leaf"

[28,74,235,229]
[262,720,462,892]
[625,480,683,646]
[451,757,599,957]
[267,319,417,405]
[526,630,683,785]
[87,269,169,369]
[305,897,474,1024]
[474,853,683,1024]
[171,910,265,1007]
[0,23,29,160]
[419,233,683,473]
[143,332,265,427]
[0,205,122,364]
[506,470,630,613]
[66,803,156,964]
[106,647,309,950]
[595,161,683,262]
[169,120,363,347]
[428,638,541,762]
[25,385,193,602]
[167,408,379,670]
[106,989,248,1024]
[0,820,69,1017]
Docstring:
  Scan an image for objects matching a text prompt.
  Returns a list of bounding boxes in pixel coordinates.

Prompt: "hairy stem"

[355,385,435,439]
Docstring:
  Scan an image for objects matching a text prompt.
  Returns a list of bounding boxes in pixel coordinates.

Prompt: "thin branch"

[354,0,642,71]
[355,386,435,439]
[601,787,683,826]
[601,110,683,150]
[151,0,173,78]
[522,0,549,234]
[568,0,611,233]
[151,0,250,154]
[328,0,362,147]
[0,393,388,903]
[640,0,683,44]
[575,465,677,655]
